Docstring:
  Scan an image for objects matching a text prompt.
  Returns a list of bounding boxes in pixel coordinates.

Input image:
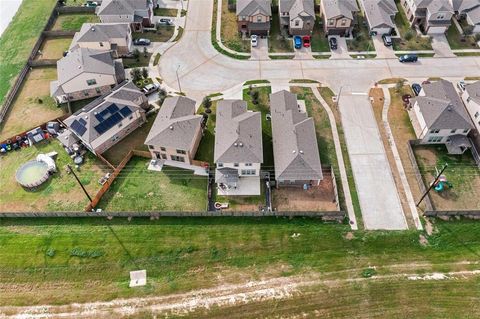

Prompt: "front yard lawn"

[392,0,432,51]
[51,13,100,31]
[123,52,152,68]
[311,15,330,52]
[269,12,294,53]
[220,0,251,53]
[97,156,208,211]
[154,8,178,16]
[134,27,175,42]
[446,24,478,49]
[347,15,374,52]
[0,67,67,141]
[0,140,107,212]
[35,37,72,60]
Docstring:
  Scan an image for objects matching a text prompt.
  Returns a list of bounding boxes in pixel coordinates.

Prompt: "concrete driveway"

[432,34,455,57]
[339,91,407,230]
[372,35,396,59]
[250,38,269,60]
[329,36,350,59]
[294,45,313,60]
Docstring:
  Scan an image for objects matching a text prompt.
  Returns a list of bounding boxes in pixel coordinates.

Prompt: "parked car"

[457,80,466,91]
[382,34,392,46]
[329,37,337,50]
[251,35,258,47]
[133,38,151,46]
[142,83,160,95]
[83,1,98,7]
[159,18,173,26]
[302,36,310,48]
[294,36,302,49]
[398,54,418,62]
[411,83,422,96]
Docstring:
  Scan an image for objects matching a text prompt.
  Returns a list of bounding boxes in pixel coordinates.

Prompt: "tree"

[133,48,140,61]
[251,90,259,105]
[130,68,142,82]
[141,67,149,79]
[202,96,212,110]
[405,31,414,41]
[143,46,148,57]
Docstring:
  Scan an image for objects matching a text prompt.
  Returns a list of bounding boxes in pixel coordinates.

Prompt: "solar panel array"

[70,120,87,136]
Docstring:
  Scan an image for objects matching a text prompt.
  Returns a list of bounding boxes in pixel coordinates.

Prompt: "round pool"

[15,160,50,190]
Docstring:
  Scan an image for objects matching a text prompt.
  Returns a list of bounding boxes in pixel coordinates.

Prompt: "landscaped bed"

[0,67,67,141]
[154,8,178,16]
[97,156,208,211]
[134,27,175,42]
[35,37,72,60]
[51,13,100,31]
[0,140,107,212]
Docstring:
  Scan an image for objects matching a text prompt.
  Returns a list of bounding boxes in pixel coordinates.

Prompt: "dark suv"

[329,37,337,50]
[398,54,418,62]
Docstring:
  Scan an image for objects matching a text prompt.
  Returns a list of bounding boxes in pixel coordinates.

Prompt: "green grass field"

[51,13,100,31]
[0,0,58,110]
[0,217,479,313]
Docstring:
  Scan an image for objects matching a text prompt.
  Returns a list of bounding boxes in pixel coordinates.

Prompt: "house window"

[295,20,299,26]
[83,90,89,96]
[234,163,239,167]
[341,18,346,26]
[475,111,479,118]
[161,153,167,159]
[328,19,334,26]
[430,129,440,134]
[148,145,154,149]
[86,79,97,86]
[257,16,262,22]
[218,163,223,167]
[171,155,185,162]
[176,149,186,154]
[241,169,255,175]
[463,129,469,133]
[245,163,252,167]
[96,87,101,94]
[450,129,456,134]
[99,42,104,47]
[160,147,166,151]
[427,136,443,143]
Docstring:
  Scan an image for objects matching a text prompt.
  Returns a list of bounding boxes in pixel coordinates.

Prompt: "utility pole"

[175,65,182,93]
[416,163,448,207]
[336,86,343,109]
[67,164,93,204]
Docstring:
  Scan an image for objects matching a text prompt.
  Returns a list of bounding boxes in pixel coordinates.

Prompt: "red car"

[302,36,311,48]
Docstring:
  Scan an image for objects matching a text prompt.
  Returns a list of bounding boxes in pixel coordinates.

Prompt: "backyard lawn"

[310,16,330,52]
[242,86,273,171]
[0,67,67,141]
[414,145,480,210]
[1,217,480,316]
[220,0,251,53]
[0,0,57,111]
[0,140,108,212]
[35,37,72,60]
[51,13,100,31]
[269,12,294,53]
[97,156,208,211]
[446,24,478,50]
[392,0,432,51]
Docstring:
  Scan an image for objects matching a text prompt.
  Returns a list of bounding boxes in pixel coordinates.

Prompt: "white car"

[142,83,160,95]
[251,35,258,47]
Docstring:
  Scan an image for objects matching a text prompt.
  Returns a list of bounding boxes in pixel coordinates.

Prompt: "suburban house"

[278,0,315,36]
[144,96,203,165]
[214,100,263,196]
[461,81,480,139]
[360,0,398,35]
[96,0,156,32]
[320,0,359,36]
[50,47,125,104]
[236,0,272,36]
[269,90,323,187]
[400,0,454,34]
[69,23,133,58]
[62,81,148,155]
[451,0,480,33]
[408,79,474,154]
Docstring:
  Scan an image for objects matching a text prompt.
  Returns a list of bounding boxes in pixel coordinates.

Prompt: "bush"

[70,247,105,258]
[405,31,414,41]
[362,267,377,278]
[46,248,56,257]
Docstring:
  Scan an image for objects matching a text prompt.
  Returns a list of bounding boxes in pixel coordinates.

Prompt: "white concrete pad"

[250,38,269,60]
[217,176,261,196]
[129,270,147,287]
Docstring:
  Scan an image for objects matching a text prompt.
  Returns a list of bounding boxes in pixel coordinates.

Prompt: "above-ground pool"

[15,160,51,190]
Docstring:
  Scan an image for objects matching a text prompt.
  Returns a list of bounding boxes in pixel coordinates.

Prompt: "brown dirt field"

[0,67,66,141]
[273,172,338,211]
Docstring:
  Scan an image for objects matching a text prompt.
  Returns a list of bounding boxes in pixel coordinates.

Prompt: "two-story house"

[360,0,398,35]
[62,81,148,155]
[408,79,474,154]
[279,0,315,36]
[50,47,125,104]
[236,0,272,36]
[69,23,133,58]
[320,0,359,36]
[461,81,480,141]
[144,96,203,165]
[400,0,454,34]
[451,0,480,33]
[270,90,323,188]
[96,0,156,32]
[214,100,263,196]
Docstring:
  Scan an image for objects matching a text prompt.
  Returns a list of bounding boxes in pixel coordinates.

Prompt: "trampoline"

[15,160,50,190]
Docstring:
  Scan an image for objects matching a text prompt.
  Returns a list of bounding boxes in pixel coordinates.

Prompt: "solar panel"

[119,107,132,117]
[107,104,119,113]
[70,120,87,136]
[78,118,87,126]
[94,111,123,135]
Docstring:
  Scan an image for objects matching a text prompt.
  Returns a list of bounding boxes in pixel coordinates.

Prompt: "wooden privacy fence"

[424,210,480,220]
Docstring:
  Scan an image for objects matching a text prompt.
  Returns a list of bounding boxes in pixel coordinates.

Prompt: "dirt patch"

[344,232,354,240]
[418,234,428,246]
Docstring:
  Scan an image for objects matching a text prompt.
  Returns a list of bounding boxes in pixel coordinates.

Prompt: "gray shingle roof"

[466,5,480,24]
[237,0,272,16]
[56,48,117,87]
[270,90,323,182]
[361,0,398,29]
[144,96,203,150]
[70,23,130,49]
[280,0,315,17]
[322,0,359,20]
[412,0,453,13]
[97,0,149,16]
[413,80,474,130]
[465,81,480,104]
[214,100,263,164]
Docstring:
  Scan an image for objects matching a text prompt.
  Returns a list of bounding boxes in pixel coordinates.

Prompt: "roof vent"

[169,125,174,130]
[447,104,453,111]
[299,150,304,154]
[292,150,296,154]
[234,143,238,147]
[239,142,243,147]
[91,27,95,32]
[85,116,88,120]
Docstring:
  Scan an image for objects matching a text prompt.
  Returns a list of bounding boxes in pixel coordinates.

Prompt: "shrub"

[46,248,56,257]
[202,96,212,110]
[142,67,149,79]
[70,247,105,258]
[405,31,414,41]
[362,267,377,278]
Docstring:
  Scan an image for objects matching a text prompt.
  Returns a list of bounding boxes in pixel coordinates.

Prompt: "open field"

[0,67,66,141]
[414,145,480,210]
[51,13,100,31]
[220,0,250,53]
[0,0,58,110]
[97,156,208,211]
[0,217,480,313]
[393,0,432,51]
[35,37,72,60]
[0,140,108,212]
